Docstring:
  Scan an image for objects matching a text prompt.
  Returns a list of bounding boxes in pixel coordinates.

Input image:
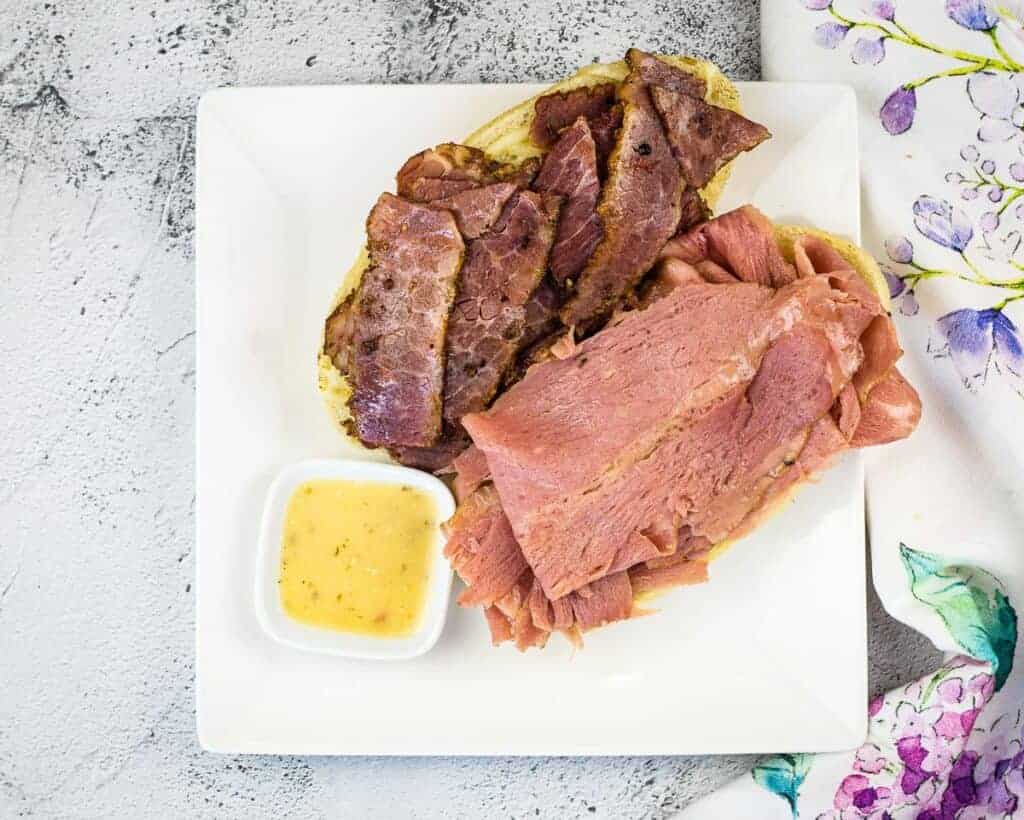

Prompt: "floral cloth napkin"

[677,2,1024,818]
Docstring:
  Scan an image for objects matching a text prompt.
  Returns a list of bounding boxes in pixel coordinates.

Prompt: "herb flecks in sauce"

[278,479,436,637]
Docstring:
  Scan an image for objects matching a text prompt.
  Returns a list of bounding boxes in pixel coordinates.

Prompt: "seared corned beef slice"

[530,83,618,150]
[665,205,797,288]
[433,182,518,239]
[503,278,565,386]
[627,49,707,98]
[560,57,684,329]
[397,143,503,201]
[627,50,769,191]
[650,86,770,189]
[391,428,472,473]
[464,270,900,599]
[323,292,357,376]
[533,117,604,289]
[443,190,560,424]
[393,192,560,471]
[519,277,563,350]
[442,484,529,608]
[344,193,464,448]
[589,105,624,173]
[678,188,711,233]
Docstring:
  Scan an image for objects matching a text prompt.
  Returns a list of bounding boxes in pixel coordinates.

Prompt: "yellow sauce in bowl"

[278,479,436,638]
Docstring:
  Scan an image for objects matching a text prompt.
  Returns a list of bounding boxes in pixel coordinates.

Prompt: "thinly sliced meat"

[678,188,710,233]
[452,444,491,502]
[397,143,502,201]
[484,605,513,645]
[629,555,708,596]
[560,58,683,329]
[391,428,470,473]
[650,85,770,189]
[626,49,707,98]
[834,382,862,440]
[504,278,564,385]
[589,104,624,172]
[533,117,603,289]
[527,576,576,633]
[443,484,529,608]
[443,190,560,423]
[666,206,797,288]
[501,156,542,189]
[854,316,903,399]
[519,277,563,349]
[433,182,518,239]
[569,572,634,631]
[346,193,464,448]
[465,274,882,599]
[793,234,851,278]
[530,83,618,149]
[850,369,922,447]
[323,292,357,376]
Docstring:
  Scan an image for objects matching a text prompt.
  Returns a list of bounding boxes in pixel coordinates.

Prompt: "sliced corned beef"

[650,86,770,189]
[560,56,684,329]
[443,190,560,423]
[530,83,618,150]
[397,143,503,201]
[665,205,797,288]
[533,117,604,289]
[442,484,529,608]
[344,193,464,448]
[433,182,518,239]
[626,49,707,98]
[464,253,907,599]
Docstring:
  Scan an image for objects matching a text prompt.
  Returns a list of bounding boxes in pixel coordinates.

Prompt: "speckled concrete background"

[0,1,941,817]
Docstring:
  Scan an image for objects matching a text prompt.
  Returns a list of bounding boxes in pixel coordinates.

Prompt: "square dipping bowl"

[254,458,456,660]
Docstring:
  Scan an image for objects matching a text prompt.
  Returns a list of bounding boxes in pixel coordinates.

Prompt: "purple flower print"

[852,36,887,65]
[930,308,1024,389]
[897,735,931,794]
[966,672,996,703]
[885,235,914,263]
[881,266,920,315]
[913,195,974,251]
[855,744,887,774]
[923,738,955,773]
[892,700,937,737]
[937,750,980,816]
[975,733,1015,782]
[967,72,1024,142]
[868,695,884,718]
[880,86,916,134]
[937,678,964,704]
[815,22,851,48]
[935,710,970,739]
[946,0,999,30]
[865,0,896,21]
[883,268,904,298]
[834,774,893,815]
[803,0,832,8]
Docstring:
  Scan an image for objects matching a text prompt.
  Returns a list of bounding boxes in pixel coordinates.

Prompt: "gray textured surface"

[0,1,940,817]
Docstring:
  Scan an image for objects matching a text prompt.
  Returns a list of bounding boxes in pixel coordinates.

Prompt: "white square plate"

[196,81,866,755]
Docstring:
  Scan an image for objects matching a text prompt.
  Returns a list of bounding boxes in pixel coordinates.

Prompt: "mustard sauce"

[279,480,436,637]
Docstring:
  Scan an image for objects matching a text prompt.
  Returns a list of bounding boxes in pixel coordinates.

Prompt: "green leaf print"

[752,753,814,818]
[899,544,1018,690]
